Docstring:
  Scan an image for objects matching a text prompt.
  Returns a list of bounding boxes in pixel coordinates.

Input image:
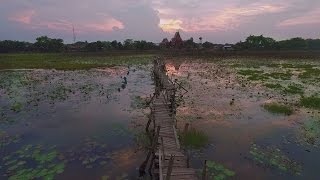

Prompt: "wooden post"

[184,123,190,134]
[161,137,165,160]
[202,160,207,180]
[166,155,175,180]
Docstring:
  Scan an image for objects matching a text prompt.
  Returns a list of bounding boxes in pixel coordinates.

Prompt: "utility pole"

[72,25,76,43]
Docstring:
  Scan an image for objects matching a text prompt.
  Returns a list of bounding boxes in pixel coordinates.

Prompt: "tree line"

[1,35,320,53]
[234,35,320,50]
[0,36,158,53]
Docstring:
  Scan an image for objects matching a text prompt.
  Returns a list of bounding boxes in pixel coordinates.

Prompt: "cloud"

[157,2,289,32]
[278,8,320,27]
[0,0,319,42]
[9,10,36,24]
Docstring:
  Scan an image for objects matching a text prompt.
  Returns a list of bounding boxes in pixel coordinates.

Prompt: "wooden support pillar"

[166,155,175,180]
[202,160,207,180]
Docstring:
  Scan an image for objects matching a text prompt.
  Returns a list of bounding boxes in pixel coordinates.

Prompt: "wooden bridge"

[140,57,198,180]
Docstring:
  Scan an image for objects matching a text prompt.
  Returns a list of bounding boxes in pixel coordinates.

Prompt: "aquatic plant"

[65,138,112,169]
[266,72,292,80]
[1,144,65,180]
[180,128,209,149]
[10,102,23,112]
[0,131,20,148]
[300,96,320,110]
[283,84,304,95]
[298,68,320,79]
[134,131,152,150]
[238,69,263,76]
[300,117,320,145]
[205,160,235,180]
[249,143,302,175]
[263,103,293,115]
[264,83,283,90]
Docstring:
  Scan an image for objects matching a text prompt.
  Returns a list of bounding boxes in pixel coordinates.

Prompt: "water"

[167,60,320,180]
[0,66,154,179]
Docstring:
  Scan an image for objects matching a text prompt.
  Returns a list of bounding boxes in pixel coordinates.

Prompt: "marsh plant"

[300,96,320,110]
[300,117,320,145]
[263,103,293,115]
[180,127,209,149]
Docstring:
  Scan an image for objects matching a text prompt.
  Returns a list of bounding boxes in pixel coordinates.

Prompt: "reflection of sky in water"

[0,66,154,179]
[168,61,320,180]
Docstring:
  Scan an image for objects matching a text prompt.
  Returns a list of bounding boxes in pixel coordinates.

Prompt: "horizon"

[0,0,319,44]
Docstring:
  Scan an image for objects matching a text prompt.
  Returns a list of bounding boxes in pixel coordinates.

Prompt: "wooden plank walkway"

[150,57,198,180]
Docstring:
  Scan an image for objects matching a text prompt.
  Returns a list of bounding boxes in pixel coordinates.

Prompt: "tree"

[279,37,307,50]
[33,36,64,52]
[202,41,215,49]
[123,39,134,49]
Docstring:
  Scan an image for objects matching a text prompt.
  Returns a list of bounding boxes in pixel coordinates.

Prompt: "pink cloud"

[158,2,288,32]
[85,18,124,32]
[9,10,36,24]
[278,8,320,27]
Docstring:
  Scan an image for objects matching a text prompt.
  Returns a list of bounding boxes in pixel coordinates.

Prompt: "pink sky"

[1,0,319,43]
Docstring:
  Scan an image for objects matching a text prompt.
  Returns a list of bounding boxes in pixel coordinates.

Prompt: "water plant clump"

[264,83,283,90]
[263,103,293,115]
[180,128,209,149]
[205,161,235,180]
[298,68,320,79]
[300,96,320,110]
[0,131,20,148]
[266,72,292,80]
[65,138,112,169]
[300,117,320,145]
[237,69,268,81]
[249,144,302,175]
[1,144,65,180]
[283,84,304,95]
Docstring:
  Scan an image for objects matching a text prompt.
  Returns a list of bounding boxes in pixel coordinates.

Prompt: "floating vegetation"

[281,63,314,69]
[300,117,320,145]
[65,138,111,169]
[266,72,292,80]
[263,103,293,115]
[1,144,65,180]
[180,128,208,149]
[283,84,304,95]
[238,70,263,76]
[237,69,268,81]
[205,161,235,180]
[300,96,320,110]
[249,144,302,175]
[10,102,23,112]
[264,83,283,90]
[0,131,20,148]
[298,68,320,79]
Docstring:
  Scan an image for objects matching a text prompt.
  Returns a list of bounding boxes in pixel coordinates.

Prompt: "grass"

[180,128,209,149]
[263,103,293,115]
[0,53,155,70]
[300,96,320,110]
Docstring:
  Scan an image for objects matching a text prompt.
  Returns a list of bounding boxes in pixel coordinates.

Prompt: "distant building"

[170,31,183,48]
[223,44,234,51]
